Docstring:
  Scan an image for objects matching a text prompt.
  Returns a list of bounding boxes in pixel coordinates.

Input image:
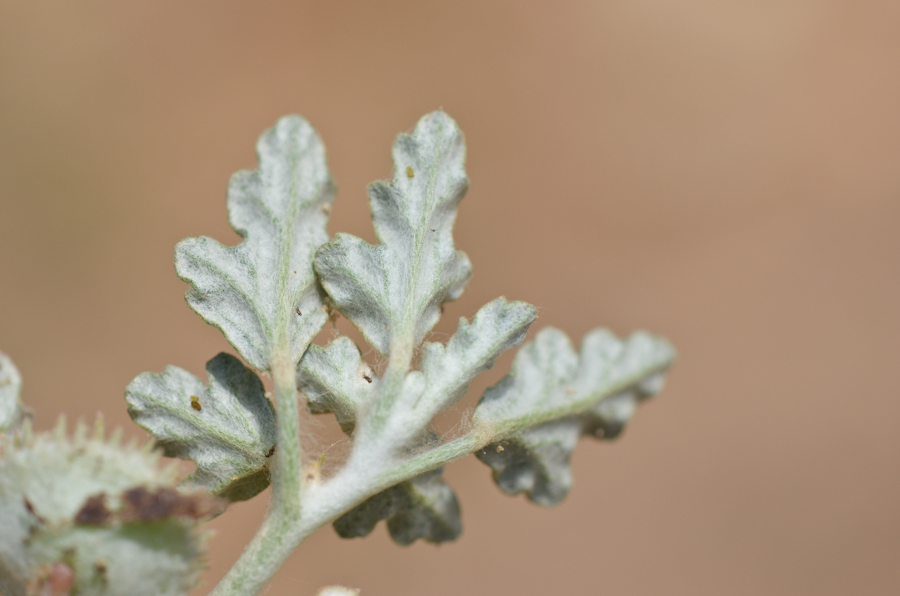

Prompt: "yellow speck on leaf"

[406,166,414,178]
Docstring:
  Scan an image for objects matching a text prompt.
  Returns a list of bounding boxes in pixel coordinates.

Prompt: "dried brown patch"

[74,493,110,525]
[120,487,223,521]
[23,497,47,524]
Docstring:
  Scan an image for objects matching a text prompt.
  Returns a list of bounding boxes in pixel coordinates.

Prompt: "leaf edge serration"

[474,326,675,505]
[175,114,335,372]
[314,110,472,356]
[125,352,277,504]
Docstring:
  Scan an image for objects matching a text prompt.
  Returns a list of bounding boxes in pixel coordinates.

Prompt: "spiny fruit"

[0,417,220,596]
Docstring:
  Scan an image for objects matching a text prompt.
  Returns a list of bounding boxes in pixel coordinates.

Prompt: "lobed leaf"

[297,114,544,545]
[474,327,674,505]
[175,116,335,371]
[125,353,277,503]
[333,466,461,546]
[0,351,27,434]
[315,111,472,355]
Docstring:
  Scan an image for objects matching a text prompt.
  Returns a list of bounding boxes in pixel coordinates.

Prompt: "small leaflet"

[383,297,538,447]
[315,111,472,356]
[417,297,537,417]
[126,353,277,503]
[474,327,674,505]
[333,466,461,546]
[0,351,26,433]
[296,337,378,434]
[175,116,335,371]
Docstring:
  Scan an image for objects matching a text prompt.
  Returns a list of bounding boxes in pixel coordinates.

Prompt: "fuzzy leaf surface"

[175,116,334,371]
[384,297,537,446]
[296,336,377,434]
[297,336,464,545]
[474,327,674,505]
[126,353,277,503]
[333,467,461,545]
[0,351,26,433]
[315,111,471,355]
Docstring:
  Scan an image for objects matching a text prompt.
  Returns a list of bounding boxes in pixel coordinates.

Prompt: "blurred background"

[1,1,898,595]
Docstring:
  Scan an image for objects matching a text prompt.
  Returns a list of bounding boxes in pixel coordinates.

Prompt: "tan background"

[1,1,898,595]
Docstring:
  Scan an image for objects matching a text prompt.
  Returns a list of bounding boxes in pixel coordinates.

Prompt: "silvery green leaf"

[315,111,472,355]
[0,351,27,433]
[296,336,378,434]
[474,327,674,505]
[476,419,580,506]
[417,297,537,415]
[583,388,642,440]
[125,353,277,503]
[175,116,335,371]
[333,467,461,546]
[384,297,537,447]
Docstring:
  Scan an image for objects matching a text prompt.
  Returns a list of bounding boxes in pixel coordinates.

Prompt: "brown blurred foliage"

[1,1,898,595]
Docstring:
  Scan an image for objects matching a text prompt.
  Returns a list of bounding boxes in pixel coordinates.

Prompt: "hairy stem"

[362,335,415,437]
[209,343,669,596]
[208,358,303,596]
[379,359,672,487]
[270,357,304,518]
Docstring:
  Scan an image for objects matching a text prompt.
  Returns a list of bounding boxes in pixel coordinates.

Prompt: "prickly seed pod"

[0,417,220,596]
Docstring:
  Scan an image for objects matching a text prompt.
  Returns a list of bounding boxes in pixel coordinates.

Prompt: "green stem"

[208,358,303,596]
[364,334,415,436]
[270,357,303,517]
